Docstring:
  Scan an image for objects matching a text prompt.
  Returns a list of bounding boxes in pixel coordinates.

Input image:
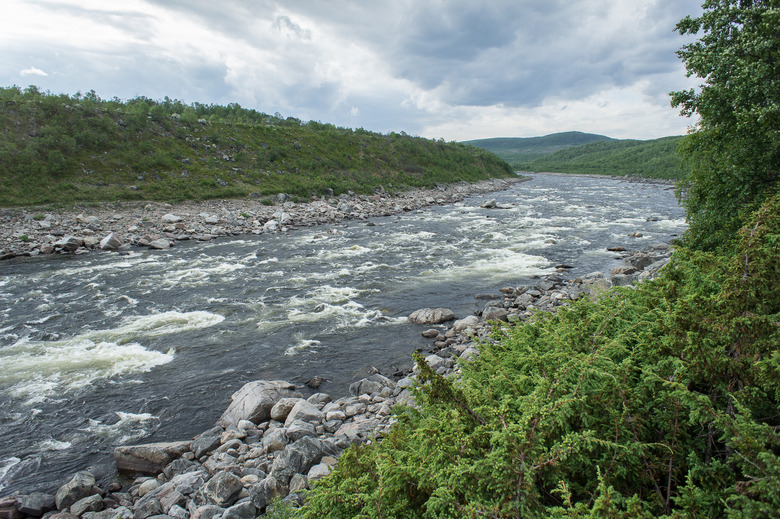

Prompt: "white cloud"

[20,67,48,77]
[0,0,704,141]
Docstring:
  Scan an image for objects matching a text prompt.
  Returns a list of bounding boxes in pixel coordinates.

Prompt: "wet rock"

[408,308,455,324]
[55,471,97,510]
[113,441,191,474]
[304,376,326,389]
[217,380,302,427]
[421,328,439,338]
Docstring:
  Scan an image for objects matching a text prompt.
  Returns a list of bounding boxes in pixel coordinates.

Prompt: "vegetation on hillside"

[0,87,513,207]
[463,132,613,165]
[519,136,684,179]
[299,1,780,517]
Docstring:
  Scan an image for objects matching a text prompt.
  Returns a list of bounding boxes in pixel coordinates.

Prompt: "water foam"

[0,311,223,402]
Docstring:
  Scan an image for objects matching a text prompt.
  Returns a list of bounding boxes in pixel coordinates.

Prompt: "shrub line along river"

[0,173,686,495]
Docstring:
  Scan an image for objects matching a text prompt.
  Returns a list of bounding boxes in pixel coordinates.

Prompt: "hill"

[521,135,684,179]
[0,86,514,207]
[463,131,613,165]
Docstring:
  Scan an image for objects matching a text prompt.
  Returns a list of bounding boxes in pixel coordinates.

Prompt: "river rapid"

[0,173,687,495]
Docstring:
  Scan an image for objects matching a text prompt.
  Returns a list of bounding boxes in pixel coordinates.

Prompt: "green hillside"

[521,135,685,179]
[0,86,513,207]
[464,131,613,165]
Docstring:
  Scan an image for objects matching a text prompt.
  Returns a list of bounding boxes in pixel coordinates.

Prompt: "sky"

[1,0,704,141]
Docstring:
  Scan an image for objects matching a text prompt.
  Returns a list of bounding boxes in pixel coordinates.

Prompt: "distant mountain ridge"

[463,131,614,164]
[464,132,684,180]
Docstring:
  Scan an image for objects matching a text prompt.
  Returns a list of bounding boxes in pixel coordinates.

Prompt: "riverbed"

[0,173,686,495]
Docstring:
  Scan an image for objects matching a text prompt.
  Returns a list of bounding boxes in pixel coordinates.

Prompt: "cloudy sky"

[1,0,703,141]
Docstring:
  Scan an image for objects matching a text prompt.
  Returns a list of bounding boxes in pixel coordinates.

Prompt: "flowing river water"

[0,173,687,495]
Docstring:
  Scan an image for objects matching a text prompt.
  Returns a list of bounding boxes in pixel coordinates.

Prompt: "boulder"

[17,493,56,517]
[55,471,96,510]
[190,505,224,519]
[222,501,256,519]
[283,400,324,427]
[452,315,479,332]
[69,495,103,517]
[148,239,171,250]
[408,308,455,324]
[54,236,82,252]
[83,507,132,519]
[218,380,301,426]
[262,428,289,453]
[99,233,123,250]
[270,437,328,484]
[113,441,191,474]
[286,420,317,441]
[248,476,286,511]
[270,397,303,422]
[349,374,396,397]
[191,435,221,459]
[482,306,509,322]
[198,470,243,508]
[161,214,182,224]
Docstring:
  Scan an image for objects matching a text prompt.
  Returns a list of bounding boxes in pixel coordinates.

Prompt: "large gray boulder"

[408,308,455,324]
[113,441,191,474]
[217,380,302,426]
[55,471,96,510]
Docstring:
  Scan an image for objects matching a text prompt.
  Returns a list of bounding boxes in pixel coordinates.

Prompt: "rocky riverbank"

[0,241,673,518]
[0,178,524,261]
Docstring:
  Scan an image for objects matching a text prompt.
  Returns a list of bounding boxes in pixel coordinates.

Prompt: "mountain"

[463,132,614,165]
[464,132,685,180]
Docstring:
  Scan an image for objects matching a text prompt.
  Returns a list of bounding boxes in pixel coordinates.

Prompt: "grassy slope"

[0,87,514,207]
[463,131,614,165]
[521,135,685,179]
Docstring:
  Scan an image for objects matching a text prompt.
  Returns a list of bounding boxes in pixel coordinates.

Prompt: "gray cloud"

[1,0,703,139]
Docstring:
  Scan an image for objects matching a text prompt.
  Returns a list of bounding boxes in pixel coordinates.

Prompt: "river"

[0,173,686,495]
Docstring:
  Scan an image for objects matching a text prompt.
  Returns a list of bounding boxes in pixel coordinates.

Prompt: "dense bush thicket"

[0,86,513,206]
[303,193,780,518]
[300,1,779,517]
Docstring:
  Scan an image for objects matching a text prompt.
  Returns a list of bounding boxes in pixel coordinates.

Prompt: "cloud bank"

[0,0,703,140]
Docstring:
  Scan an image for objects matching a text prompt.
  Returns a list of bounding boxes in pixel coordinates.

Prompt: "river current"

[0,173,687,495]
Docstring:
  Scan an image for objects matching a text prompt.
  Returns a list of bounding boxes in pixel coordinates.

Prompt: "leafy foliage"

[302,194,780,518]
[0,86,513,206]
[671,0,780,250]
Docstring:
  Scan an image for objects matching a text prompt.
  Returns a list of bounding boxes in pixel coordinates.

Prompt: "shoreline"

[0,177,526,262]
[0,240,675,515]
